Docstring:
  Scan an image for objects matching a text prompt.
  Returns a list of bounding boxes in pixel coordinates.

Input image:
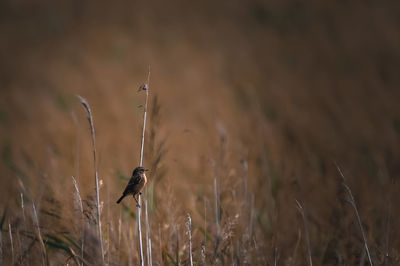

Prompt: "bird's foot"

[136,204,141,208]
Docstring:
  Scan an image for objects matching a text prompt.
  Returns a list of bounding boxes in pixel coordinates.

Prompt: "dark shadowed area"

[1,0,400,265]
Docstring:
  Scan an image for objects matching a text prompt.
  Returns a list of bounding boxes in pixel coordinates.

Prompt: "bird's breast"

[142,174,147,185]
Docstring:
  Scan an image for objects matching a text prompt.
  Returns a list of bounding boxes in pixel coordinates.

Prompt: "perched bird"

[116,166,149,207]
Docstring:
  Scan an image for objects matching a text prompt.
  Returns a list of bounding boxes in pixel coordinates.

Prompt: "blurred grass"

[0,0,399,265]
[2,143,28,180]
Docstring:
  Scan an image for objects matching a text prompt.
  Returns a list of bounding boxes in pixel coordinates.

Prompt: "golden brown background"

[1,0,400,265]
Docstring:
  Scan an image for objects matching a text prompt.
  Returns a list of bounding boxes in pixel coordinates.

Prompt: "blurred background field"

[1,0,400,265]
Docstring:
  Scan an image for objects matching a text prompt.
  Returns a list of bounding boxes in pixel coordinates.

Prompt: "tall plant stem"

[137,68,150,266]
[139,70,150,166]
[77,95,104,264]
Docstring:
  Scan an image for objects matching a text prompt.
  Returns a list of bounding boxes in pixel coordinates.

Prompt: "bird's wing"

[123,174,142,194]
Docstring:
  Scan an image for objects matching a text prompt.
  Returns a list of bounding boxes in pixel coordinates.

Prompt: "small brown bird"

[116,166,149,207]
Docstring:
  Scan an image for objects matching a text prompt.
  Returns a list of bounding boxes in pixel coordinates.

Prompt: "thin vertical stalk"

[201,198,207,266]
[158,224,162,265]
[336,165,373,266]
[201,243,206,266]
[240,158,248,205]
[295,200,312,266]
[249,194,255,239]
[32,202,46,266]
[210,158,221,244]
[71,112,82,264]
[214,168,220,238]
[240,158,250,236]
[77,95,104,263]
[72,176,84,265]
[212,162,221,263]
[145,199,152,266]
[107,223,110,266]
[139,70,150,167]
[106,184,111,266]
[175,225,180,266]
[8,222,14,266]
[185,214,193,266]
[204,198,207,243]
[137,201,144,266]
[71,112,80,183]
[20,193,29,265]
[342,184,373,266]
[137,69,150,266]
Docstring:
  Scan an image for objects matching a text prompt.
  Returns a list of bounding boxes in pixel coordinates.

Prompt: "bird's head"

[132,166,149,176]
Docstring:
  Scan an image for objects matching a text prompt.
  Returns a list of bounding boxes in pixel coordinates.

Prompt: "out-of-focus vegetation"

[1,0,400,265]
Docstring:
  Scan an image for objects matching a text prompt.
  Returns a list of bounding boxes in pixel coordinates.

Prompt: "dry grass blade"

[76,95,104,263]
[8,222,14,266]
[336,164,373,266]
[342,183,373,266]
[200,243,206,266]
[72,176,84,265]
[32,202,47,266]
[185,213,193,266]
[72,176,83,212]
[295,200,312,266]
[69,246,93,266]
[20,194,25,221]
[211,159,220,238]
[213,175,219,235]
[71,111,80,180]
[201,198,207,266]
[20,193,30,265]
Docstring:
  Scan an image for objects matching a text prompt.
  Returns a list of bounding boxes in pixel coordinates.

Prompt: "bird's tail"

[116,195,125,204]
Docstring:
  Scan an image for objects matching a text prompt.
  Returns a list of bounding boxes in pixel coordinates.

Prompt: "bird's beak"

[145,169,150,171]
